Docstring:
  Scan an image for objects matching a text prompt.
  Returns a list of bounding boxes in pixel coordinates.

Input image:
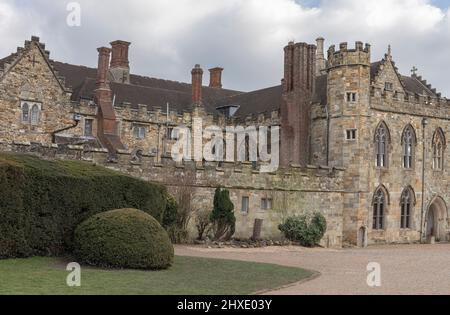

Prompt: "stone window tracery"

[432,128,445,171]
[373,187,387,230]
[402,125,416,169]
[400,188,414,229]
[21,102,29,123]
[20,101,41,125]
[375,122,390,168]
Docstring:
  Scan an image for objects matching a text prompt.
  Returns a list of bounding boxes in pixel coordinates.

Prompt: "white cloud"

[0,0,449,95]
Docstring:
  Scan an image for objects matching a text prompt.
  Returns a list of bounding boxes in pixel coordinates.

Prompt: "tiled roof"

[370,61,382,80]
[401,75,440,97]
[51,61,242,114]
[1,51,444,116]
[215,85,282,118]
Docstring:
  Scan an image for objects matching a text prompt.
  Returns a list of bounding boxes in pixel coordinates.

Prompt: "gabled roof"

[370,57,441,98]
[0,41,68,92]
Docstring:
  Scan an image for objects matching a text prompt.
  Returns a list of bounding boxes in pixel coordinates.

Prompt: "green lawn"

[0,256,313,295]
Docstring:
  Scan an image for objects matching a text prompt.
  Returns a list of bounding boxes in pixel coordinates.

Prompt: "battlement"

[327,41,371,68]
[370,85,450,112]
[0,141,345,185]
[76,98,279,128]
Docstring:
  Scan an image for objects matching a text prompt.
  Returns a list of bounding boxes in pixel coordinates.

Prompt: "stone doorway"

[425,197,448,242]
[357,227,367,248]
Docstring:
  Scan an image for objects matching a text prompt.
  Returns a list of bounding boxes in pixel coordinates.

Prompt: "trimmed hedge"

[74,209,174,270]
[0,153,167,259]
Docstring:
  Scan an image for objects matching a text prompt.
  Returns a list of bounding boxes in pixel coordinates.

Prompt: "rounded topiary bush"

[73,209,174,270]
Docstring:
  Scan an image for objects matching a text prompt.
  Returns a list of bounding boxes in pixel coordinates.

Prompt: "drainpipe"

[420,117,428,243]
[325,104,330,166]
[51,113,82,144]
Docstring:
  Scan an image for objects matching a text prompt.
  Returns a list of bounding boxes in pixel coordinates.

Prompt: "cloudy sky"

[1,0,450,95]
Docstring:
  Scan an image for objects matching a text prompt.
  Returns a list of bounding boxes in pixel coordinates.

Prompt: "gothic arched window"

[373,187,387,230]
[432,128,445,171]
[400,187,414,229]
[21,103,29,123]
[402,125,416,169]
[30,104,40,126]
[375,122,390,168]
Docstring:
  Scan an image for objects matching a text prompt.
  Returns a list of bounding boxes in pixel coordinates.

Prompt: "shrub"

[162,195,189,244]
[195,209,212,241]
[74,209,174,270]
[278,212,327,247]
[0,153,168,259]
[162,195,178,229]
[210,188,236,241]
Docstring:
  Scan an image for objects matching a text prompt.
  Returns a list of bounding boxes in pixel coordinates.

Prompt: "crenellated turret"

[327,41,371,69]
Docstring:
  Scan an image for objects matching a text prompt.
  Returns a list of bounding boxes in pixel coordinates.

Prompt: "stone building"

[0,36,449,247]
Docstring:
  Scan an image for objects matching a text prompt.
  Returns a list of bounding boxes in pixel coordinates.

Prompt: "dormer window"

[346,92,357,103]
[385,82,393,91]
[217,105,240,118]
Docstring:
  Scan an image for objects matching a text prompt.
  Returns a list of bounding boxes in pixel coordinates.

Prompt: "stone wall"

[0,141,346,248]
[0,39,74,144]
[315,41,450,245]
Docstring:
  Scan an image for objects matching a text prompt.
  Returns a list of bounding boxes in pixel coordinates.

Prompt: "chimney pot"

[110,40,131,84]
[315,37,326,76]
[209,67,224,89]
[110,40,131,68]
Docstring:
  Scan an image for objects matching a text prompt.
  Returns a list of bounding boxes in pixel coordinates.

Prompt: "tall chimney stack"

[191,64,203,105]
[95,46,125,153]
[316,37,326,76]
[109,40,131,84]
[280,41,316,167]
[97,47,111,89]
[209,67,223,88]
[95,46,115,134]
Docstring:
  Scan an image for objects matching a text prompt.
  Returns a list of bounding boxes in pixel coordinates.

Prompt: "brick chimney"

[280,41,316,167]
[191,64,203,105]
[209,67,223,88]
[97,47,111,89]
[109,40,131,84]
[95,47,125,154]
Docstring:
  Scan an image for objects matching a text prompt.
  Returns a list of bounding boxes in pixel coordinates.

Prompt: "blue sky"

[1,0,450,95]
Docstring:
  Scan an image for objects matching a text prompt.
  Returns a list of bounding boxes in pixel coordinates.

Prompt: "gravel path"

[175,244,450,295]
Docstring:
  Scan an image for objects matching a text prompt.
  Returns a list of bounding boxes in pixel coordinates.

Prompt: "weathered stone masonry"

[0,141,345,248]
[1,36,449,247]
